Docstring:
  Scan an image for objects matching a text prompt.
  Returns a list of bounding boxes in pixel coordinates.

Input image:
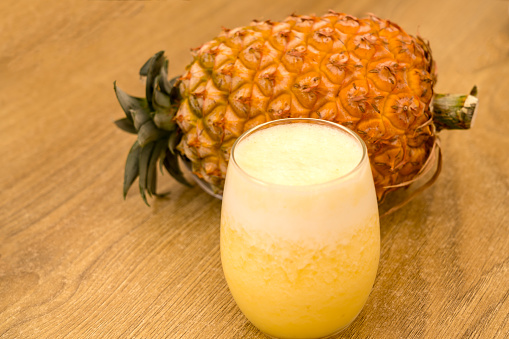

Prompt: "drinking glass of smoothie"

[220,118,380,339]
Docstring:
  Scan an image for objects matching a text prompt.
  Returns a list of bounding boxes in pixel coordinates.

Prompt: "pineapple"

[114,11,478,205]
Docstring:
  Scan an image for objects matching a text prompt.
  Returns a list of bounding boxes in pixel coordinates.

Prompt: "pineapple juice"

[220,119,380,339]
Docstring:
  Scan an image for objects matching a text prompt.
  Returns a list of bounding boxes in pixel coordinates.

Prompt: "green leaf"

[145,51,166,111]
[139,185,148,206]
[153,107,177,131]
[159,145,167,175]
[131,108,151,131]
[114,82,148,122]
[123,141,141,199]
[137,121,167,147]
[147,139,168,196]
[163,152,192,187]
[138,142,157,206]
[116,51,188,205]
[139,51,163,77]
[114,118,137,134]
[159,64,172,95]
[153,85,171,109]
[168,76,181,103]
[168,129,181,155]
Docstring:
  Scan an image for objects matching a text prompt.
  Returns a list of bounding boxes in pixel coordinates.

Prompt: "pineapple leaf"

[163,151,192,187]
[140,60,150,77]
[131,107,151,131]
[115,51,188,204]
[153,107,177,131]
[159,64,172,95]
[137,121,167,147]
[159,144,166,175]
[168,76,181,103]
[139,51,159,77]
[114,82,148,122]
[168,129,181,155]
[144,51,166,111]
[138,141,157,206]
[139,185,148,206]
[114,118,137,134]
[147,139,168,196]
[153,84,171,108]
[123,141,141,199]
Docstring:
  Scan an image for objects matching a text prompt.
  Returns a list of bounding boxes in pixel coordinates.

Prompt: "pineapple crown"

[114,51,191,205]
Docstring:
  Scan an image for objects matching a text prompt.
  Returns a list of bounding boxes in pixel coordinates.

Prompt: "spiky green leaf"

[139,185,148,207]
[131,108,151,131]
[153,107,177,131]
[159,145,167,175]
[168,129,181,155]
[138,121,167,147]
[147,139,168,196]
[115,51,188,205]
[114,82,148,122]
[168,76,181,103]
[139,52,160,77]
[145,51,166,111]
[123,141,141,199]
[153,85,171,109]
[159,66,172,95]
[138,142,157,205]
[114,118,137,134]
[163,151,192,187]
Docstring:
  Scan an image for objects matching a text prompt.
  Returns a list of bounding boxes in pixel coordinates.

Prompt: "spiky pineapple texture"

[173,11,437,201]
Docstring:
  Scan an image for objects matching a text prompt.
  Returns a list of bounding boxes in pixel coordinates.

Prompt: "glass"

[220,118,380,339]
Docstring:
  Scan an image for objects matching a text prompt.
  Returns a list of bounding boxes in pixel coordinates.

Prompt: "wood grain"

[1,0,508,338]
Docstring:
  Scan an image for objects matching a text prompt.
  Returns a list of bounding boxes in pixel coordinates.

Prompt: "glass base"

[263,327,346,339]
[260,317,355,339]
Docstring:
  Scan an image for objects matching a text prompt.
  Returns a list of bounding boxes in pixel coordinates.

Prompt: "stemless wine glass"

[220,118,380,339]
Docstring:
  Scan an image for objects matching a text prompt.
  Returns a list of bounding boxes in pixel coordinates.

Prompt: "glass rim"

[230,118,368,189]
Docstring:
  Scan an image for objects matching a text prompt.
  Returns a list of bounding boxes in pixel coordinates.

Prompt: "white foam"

[233,123,363,186]
[222,121,378,244]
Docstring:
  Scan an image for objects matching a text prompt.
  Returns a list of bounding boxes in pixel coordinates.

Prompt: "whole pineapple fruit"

[114,11,477,205]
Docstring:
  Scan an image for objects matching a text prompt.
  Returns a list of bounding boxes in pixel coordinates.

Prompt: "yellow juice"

[221,120,380,338]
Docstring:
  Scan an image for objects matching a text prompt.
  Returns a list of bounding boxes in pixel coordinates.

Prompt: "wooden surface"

[1,0,508,338]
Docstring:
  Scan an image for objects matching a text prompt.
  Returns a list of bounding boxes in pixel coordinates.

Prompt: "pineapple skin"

[175,11,437,201]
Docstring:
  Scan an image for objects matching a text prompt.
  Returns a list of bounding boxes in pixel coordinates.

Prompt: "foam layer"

[233,123,363,186]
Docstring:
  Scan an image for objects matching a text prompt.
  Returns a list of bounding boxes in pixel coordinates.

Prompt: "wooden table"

[1,0,508,338]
